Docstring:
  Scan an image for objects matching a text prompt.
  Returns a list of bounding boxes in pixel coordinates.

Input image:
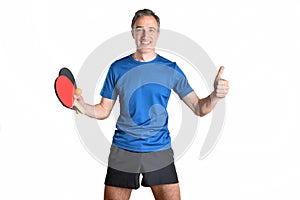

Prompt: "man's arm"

[182,66,229,117]
[74,94,115,120]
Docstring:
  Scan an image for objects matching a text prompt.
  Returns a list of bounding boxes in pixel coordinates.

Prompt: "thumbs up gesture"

[213,66,229,98]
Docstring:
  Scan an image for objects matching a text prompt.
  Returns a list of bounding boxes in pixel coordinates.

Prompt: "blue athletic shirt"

[100,54,194,152]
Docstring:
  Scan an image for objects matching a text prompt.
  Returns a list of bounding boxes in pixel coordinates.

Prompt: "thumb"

[216,66,224,79]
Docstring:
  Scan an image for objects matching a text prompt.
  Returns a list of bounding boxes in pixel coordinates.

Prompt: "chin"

[137,46,155,53]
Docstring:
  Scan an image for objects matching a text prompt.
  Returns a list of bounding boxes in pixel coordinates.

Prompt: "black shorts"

[104,145,179,189]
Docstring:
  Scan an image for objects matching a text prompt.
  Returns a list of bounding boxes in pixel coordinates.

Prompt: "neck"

[133,51,156,62]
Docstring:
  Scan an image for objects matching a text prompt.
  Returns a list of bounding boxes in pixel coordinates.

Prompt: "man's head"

[131,9,160,30]
[131,9,160,54]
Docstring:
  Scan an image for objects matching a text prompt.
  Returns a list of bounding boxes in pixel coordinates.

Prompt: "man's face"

[132,16,159,53]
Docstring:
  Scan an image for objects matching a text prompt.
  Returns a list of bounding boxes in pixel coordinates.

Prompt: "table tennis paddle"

[54,74,85,114]
[59,67,77,88]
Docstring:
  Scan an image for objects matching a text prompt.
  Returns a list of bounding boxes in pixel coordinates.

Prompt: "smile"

[141,41,151,45]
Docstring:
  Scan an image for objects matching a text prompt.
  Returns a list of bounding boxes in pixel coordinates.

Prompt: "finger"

[218,79,224,85]
[74,94,79,99]
[216,66,225,79]
[217,83,229,91]
[216,86,229,97]
[215,91,227,98]
[73,94,82,101]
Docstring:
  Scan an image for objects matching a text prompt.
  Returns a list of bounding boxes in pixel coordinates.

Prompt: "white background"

[1,0,299,199]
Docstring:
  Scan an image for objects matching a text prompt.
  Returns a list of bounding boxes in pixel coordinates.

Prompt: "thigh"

[151,183,181,200]
[105,167,140,189]
[141,162,179,187]
[104,185,132,200]
[105,145,141,189]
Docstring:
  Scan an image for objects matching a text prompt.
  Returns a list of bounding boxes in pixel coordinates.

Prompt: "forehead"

[133,16,158,28]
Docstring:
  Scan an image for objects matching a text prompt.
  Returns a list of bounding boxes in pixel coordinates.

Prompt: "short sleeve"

[172,63,194,99]
[100,66,118,100]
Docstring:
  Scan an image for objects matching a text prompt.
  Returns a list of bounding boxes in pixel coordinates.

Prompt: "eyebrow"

[134,26,157,29]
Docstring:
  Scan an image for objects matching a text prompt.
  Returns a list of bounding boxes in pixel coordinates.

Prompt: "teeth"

[142,41,150,45]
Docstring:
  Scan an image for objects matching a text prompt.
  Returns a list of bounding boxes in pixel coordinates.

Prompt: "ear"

[131,30,135,39]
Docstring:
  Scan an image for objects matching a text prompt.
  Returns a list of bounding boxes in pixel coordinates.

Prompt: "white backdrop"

[0,0,299,199]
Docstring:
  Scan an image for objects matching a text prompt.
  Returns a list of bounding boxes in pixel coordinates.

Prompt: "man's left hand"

[213,66,229,98]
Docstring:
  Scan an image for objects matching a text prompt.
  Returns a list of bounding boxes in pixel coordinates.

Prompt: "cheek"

[151,36,158,43]
[132,35,139,45]
[133,34,141,42]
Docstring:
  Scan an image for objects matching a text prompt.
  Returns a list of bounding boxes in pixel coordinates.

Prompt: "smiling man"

[74,9,229,200]
[131,13,159,60]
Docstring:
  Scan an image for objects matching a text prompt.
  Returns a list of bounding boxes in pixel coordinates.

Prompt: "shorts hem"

[104,182,140,190]
[141,180,179,187]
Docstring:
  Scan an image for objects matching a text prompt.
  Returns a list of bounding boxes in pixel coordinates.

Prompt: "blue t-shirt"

[100,54,193,152]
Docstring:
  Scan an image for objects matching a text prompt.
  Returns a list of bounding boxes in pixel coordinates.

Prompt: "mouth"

[142,41,150,45]
[140,40,151,46]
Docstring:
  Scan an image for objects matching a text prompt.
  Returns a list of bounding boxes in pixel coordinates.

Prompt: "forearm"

[183,91,218,117]
[81,103,110,120]
[198,92,219,117]
[74,95,115,120]
[183,66,228,117]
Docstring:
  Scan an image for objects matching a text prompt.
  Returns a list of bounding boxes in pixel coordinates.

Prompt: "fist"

[214,66,229,98]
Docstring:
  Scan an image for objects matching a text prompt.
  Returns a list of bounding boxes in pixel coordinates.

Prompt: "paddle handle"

[73,99,85,114]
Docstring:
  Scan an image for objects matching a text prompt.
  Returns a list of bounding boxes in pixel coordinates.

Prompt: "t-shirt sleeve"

[172,63,194,99]
[100,66,118,100]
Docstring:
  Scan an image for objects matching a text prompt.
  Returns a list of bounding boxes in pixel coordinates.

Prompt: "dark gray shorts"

[105,145,179,189]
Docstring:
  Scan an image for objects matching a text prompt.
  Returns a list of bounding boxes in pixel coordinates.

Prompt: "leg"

[141,157,179,200]
[151,183,181,200]
[104,185,132,200]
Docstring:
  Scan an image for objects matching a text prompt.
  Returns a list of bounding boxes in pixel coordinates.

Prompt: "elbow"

[199,112,206,117]
[195,100,209,117]
[96,116,107,120]
[102,112,111,120]
[199,113,206,117]
[91,103,113,120]
[94,107,111,120]
[96,112,110,120]
[198,109,210,117]
[193,110,206,117]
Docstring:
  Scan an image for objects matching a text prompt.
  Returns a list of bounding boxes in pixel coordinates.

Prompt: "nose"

[142,29,147,37]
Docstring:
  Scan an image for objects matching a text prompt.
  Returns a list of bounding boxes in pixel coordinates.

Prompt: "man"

[75,9,229,200]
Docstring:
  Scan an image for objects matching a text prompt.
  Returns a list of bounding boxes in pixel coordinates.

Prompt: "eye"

[149,28,156,33]
[135,28,143,33]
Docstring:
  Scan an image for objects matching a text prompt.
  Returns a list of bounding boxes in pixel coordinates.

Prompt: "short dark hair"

[131,9,160,29]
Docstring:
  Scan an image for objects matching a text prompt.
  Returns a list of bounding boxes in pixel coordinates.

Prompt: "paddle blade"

[58,67,77,88]
[54,75,75,108]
